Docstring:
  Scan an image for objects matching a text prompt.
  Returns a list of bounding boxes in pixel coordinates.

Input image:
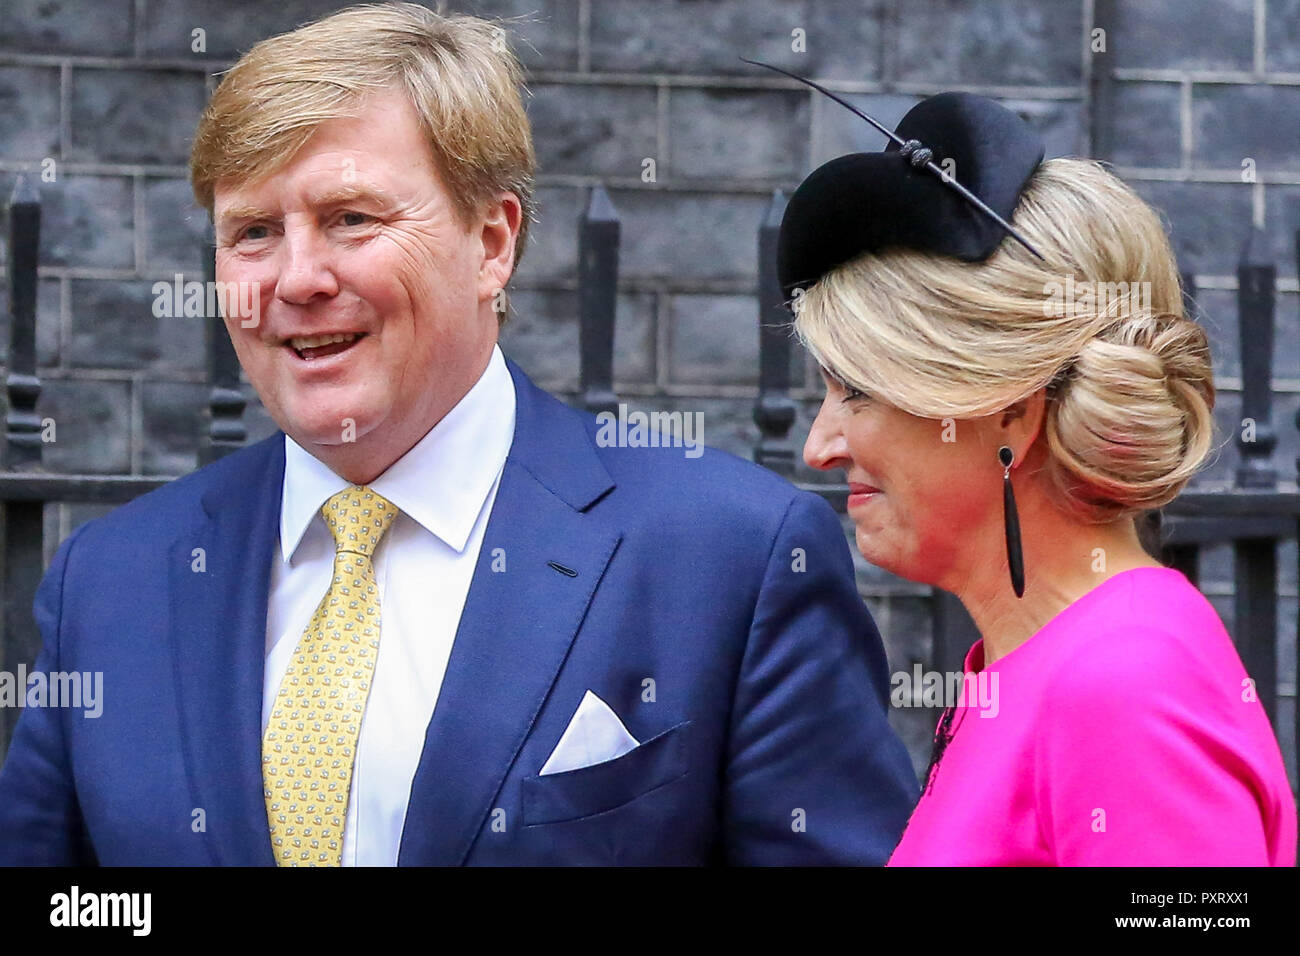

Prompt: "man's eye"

[241,224,269,241]
[339,211,372,227]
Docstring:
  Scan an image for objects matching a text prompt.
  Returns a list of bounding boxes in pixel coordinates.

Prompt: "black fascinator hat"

[742,60,1047,299]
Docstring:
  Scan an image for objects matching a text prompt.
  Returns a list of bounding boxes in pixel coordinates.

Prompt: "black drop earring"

[999,446,1025,598]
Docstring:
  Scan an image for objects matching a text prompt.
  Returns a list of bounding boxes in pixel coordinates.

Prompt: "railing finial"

[578,184,619,418]
[1235,227,1277,490]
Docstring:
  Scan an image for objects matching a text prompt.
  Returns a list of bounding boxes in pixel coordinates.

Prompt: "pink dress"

[888,566,1297,866]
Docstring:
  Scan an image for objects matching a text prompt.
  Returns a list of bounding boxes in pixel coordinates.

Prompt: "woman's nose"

[803,403,847,472]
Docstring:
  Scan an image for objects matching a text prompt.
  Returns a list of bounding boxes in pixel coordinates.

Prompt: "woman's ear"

[999,387,1047,462]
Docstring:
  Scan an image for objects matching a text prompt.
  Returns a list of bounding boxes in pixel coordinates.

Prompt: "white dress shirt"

[262,344,516,866]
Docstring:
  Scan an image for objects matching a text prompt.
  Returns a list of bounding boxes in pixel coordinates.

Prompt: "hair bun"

[1046,310,1216,521]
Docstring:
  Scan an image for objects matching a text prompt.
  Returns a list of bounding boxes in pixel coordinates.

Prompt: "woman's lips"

[847,481,882,509]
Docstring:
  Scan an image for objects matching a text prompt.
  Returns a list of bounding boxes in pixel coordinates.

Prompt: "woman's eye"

[818,367,868,404]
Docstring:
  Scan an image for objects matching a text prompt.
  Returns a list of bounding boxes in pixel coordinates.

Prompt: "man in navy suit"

[0,3,916,865]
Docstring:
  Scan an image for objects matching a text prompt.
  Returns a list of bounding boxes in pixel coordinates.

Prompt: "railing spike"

[578,184,619,417]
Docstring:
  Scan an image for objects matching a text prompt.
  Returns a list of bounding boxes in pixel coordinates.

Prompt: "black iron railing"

[0,177,242,761]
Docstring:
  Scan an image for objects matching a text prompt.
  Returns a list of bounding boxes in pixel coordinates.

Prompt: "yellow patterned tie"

[262,485,398,866]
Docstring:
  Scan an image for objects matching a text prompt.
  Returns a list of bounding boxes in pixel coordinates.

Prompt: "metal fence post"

[1233,228,1278,723]
[1,176,46,760]
[578,185,619,418]
[1161,268,1201,586]
[754,190,796,476]
[200,222,247,465]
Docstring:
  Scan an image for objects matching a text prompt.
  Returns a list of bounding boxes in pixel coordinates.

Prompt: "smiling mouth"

[287,332,366,361]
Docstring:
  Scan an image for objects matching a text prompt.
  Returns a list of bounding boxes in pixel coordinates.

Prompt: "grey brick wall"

[1,0,1297,783]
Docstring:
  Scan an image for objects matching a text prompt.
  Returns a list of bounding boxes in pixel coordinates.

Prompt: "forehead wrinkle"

[308,182,403,211]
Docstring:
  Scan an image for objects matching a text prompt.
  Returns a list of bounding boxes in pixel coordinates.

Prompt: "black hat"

[744,61,1046,299]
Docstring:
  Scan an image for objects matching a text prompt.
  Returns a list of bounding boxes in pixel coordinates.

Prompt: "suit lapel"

[397,359,621,865]
[169,435,284,866]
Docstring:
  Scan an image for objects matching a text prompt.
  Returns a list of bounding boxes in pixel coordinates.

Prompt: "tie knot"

[321,485,397,557]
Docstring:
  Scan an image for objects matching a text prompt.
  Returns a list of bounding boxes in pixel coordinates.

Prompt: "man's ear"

[477,191,522,305]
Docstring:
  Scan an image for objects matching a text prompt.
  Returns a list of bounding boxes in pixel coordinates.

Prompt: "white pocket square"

[539,690,640,776]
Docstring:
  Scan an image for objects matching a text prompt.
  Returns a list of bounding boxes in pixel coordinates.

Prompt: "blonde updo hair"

[795,157,1216,524]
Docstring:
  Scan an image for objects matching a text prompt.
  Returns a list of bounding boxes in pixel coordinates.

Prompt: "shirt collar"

[279,344,516,562]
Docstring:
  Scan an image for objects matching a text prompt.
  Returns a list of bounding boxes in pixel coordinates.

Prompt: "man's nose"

[803,403,848,472]
[275,226,340,306]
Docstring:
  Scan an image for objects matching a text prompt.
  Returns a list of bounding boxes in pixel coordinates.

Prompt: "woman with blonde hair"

[754,64,1296,866]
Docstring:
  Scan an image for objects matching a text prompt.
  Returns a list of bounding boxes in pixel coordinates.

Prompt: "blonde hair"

[189,1,535,312]
[795,158,1216,524]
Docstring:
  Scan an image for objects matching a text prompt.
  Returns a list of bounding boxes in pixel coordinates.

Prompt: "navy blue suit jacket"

[0,357,917,865]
